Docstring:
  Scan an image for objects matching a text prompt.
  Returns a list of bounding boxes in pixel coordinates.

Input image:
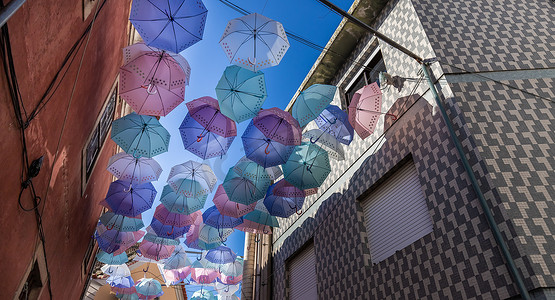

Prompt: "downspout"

[316,1,530,299]
[0,0,26,28]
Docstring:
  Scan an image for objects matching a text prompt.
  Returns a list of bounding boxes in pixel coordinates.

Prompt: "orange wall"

[0,0,131,298]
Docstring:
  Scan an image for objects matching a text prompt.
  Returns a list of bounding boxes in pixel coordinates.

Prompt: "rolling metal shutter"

[362,161,433,263]
[288,243,318,300]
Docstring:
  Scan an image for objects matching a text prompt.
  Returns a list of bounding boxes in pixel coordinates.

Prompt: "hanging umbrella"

[222,166,269,205]
[138,240,176,260]
[191,268,219,285]
[234,219,272,234]
[116,294,140,300]
[213,185,256,218]
[179,113,235,159]
[95,222,145,254]
[129,0,208,53]
[197,239,224,251]
[107,152,162,185]
[102,180,157,217]
[163,245,191,270]
[101,264,131,278]
[160,184,207,214]
[167,161,217,197]
[99,211,144,232]
[303,129,345,161]
[161,266,191,285]
[215,65,267,123]
[243,201,279,228]
[291,84,337,127]
[187,96,237,137]
[143,232,180,246]
[111,113,171,158]
[282,142,331,190]
[214,282,240,296]
[111,283,136,296]
[219,257,243,278]
[263,181,305,218]
[242,121,296,168]
[153,205,201,227]
[253,107,301,145]
[135,278,163,297]
[150,218,190,239]
[205,246,236,264]
[96,250,128,265]
[348,82,395,139]
[119,43,190,116]
[186,216,203,249]
[191,253,220,270]
[190,289,216,300]
[198,223,233,244]
[202,205,243,229]
[314,104,354,145]
[220,13,289,72]
[217,274,243,285]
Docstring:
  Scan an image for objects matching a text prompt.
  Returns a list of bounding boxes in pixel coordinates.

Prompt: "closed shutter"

[288,243,318,300]
[362,161,433,263]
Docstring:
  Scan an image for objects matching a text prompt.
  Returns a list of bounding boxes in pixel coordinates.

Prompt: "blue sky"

[140,0,353,294]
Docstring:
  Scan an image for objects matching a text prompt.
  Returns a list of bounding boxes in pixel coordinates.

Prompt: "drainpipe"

[316,1,530,299]
[0,0,26,28]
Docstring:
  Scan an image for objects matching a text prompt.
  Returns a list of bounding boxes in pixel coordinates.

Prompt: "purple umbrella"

[186,96,237,138]
[179,113,235,159]
[263,180,306,218]
[202,205,243,229]
[102,180,157,217]
[95,222,145,254]
[153,205,201,227]
[242,121,296,168]
[253,108,302,145]
[138,240,175,261]
[150,218,190,239]
[205,246,236,264]
[314,104,355,145]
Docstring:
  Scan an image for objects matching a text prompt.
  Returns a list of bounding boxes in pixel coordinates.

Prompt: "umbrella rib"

[172,11,207,20]
[146,0,167,16]
[229,35,255,63]
[173,20,202,40]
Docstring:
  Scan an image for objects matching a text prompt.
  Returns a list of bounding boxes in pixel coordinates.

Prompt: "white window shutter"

[288,243,318,300]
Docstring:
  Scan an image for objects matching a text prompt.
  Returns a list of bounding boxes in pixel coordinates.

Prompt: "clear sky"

[140,0,354,295]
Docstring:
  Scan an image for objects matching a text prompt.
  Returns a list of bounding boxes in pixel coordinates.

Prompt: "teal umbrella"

[291,84,337,127]
[215,65,267,123]
[160,185,207,214]
[190,289,216,300]
[220,257,244,277]
[244,201,279,228]
[135,278,163,297]
[96,250,128,265]
[111,113,171,158]
[143,232,180,246]
[164,246,191,270]
[167,161,217,198]
[222,162,271,205]
[283,142,331,190]
[99,212,144,232]
[198,223,233,245]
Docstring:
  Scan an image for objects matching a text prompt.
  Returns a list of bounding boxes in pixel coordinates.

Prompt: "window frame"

[342,47,386,109]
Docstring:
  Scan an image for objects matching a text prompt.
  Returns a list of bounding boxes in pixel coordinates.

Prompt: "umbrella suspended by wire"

[150,218,190,239]
[95,222,145,254]
[107,152,163,185]
[99,211,144,232]
[214,281,240,297]
[179,113,235,159]
[222,164,270,205]
[135,278,163,298]
[215,65,267,123]
[198,223,233,245]
[160,184,207,215]
[213,184,257,218]
[186,96,237,137]
[163,245,191,270]
[167,161,217,198]
[219,257,243,278]
[263,180,306,218]
[291,84,337,127]
[138,240,176,261]
[102,180,157,217]
[205,246,236,264]
[119,43,190,116]
[129,0,208,53]
[111,113,170,158]
[96,250,129,265]
[314,104,354,145]
[220,13,289,72]
[242,120,296,168]
[243,201,280,228]
[234,219,272,234]
[202,205,243,229]
[303,129,345,161]
[348,82,396,139]
[190,268,219,285]
[282,142,331,190]
[161,266,192,285]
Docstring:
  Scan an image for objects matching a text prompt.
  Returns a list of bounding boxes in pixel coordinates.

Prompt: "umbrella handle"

[167,226,174,236]
[225,285,230,292]
[196,134,205,142]
[106,223,115,230]
[386,113,397,120]
[264,143,271,154]
[141,84,157,95]
[237,203,240,210]
[248,57,256,66]
[143,263,149,273]
[137,252,143,257]
[296,207,303,216]
[329,117,337,124]
[176,207,185,214]
[263,228,270,234]
[306,165,312,173]
[196,255,202,261]
[132,149,142,159]
[310,136,320,144]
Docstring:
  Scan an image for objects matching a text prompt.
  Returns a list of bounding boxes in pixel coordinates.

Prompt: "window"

[18,261,43,300]
[82,80,118,187]
[287,242,318,300]
[82,236,97,277]
[343,50,387,109]
[361,160,433,264]
[82,0,98,20]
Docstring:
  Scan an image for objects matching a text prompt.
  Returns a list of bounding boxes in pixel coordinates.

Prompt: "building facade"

[0,0,133,298]
[244,0,555,299]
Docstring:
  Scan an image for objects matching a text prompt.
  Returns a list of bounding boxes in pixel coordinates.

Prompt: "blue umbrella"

[179,113,235,159]
[150,219,190,239]
[263,181,305,218]
[282,142,331,190]
[314,104,354,145]
[96,250,128,265]
[291,84,337,127]
[111,113,171,158]
[202,205,243,229]
[99,211,144,232]
[215,65,267,123]
[242,120,296,168]
[160,185,207,214]
[205,246,236,264]
[129,0,208,53]
[103,180,157,217]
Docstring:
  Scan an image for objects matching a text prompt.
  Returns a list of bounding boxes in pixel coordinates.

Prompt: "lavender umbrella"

[186,96,237,138]
[263,180,306,218]
[253,108,302,145]
[179,113,235,159]
[107,152,162,185]
[95,222,145,254]
[167,161,217,198]
[242,120,296,168]
[202,205,243,229]
[153,205,201,227]
[150,218,190,239]
[138,240,176,261]
[314,104,354,145]
[205,246,236,264]
[102,180,157,217]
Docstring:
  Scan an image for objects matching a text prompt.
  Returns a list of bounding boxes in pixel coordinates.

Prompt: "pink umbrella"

[162,266,192,285]
[111,285,136,295]
[153,205,202,227]
[113,230,145,256]
[213,185,256,218]
[252,107,302,146]
[191,268,219,284]
[186,96,237,138]
[138,240,175,260]
[119,43,191,116]
[348,82,396,139]
[234,219,272,235]
[185,216,202,249]
[218,274,243,285]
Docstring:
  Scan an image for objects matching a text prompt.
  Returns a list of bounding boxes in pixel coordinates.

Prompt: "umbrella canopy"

[214,282,240,296]
[186,96,237,137]
[215,65,267,123]
[143,232,180,246]
[190,289,216,300]
[161,266,191,285]
[179,113,235,159]
[135,278,163,297]
[253,107,302,145]
[153,205,201,227]
[314,104,354,145]
[111,113,171,158]
[263,181,305,218]
[95,222,145,254]
[219,257,243,278]
[96,250,128,265]
[202,205,243,229]
[107,152,162,185]
[163,245,191,270]
[167,161,217,197]
[242,120,296,168]
[303,129,345,161]
[222,166,269,205]
[282,142,331,190]
[205,246,236,264]
[217,274,243,285]
[186,216,203,249]
[101,264,131,278]
[111,283,136,296]
[138,240,176,260]
[102,180,157,217]
[119,43,190,116]
[198,223,233,244]
[213,184,256,218]
[348,82,391,139]
[99,211,144,232]
[160,184,207,214]
[291,84,337,127]
[220,13,289,72]
[243,201,279,228]
[234,219,272,234]
[150,218,190,239]
[129,0,208,53]
[191,268,219,285]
